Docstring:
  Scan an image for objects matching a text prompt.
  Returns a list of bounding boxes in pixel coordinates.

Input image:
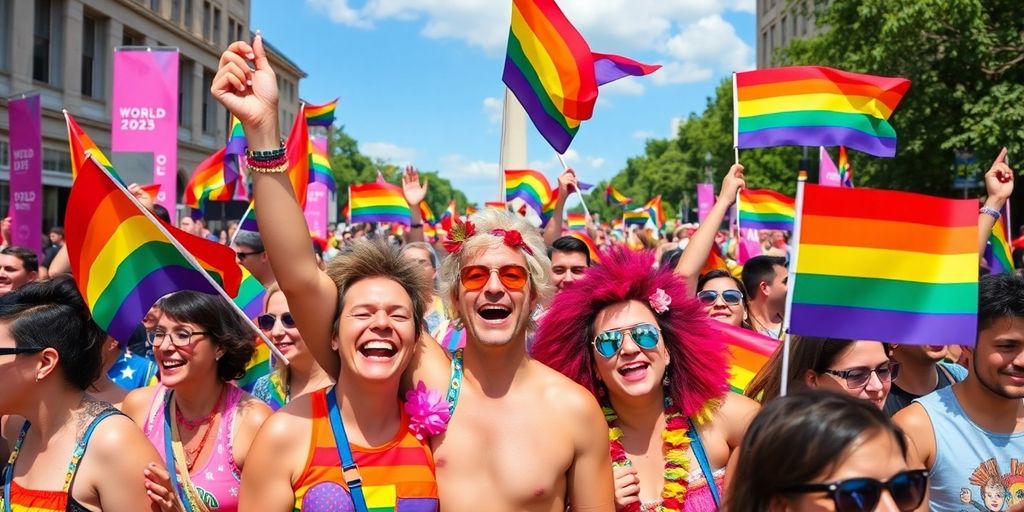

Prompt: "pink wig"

[533,247,729,418]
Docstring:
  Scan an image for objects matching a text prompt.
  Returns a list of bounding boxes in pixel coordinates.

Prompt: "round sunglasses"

[257,312,296,331]
[697,289,744,306]
[460,265,528,291]
[823,362,901,389]
[783,469,929,512]
[592,322,661,358]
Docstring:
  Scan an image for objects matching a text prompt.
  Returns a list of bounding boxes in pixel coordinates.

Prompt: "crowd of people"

[2,33,1023,512]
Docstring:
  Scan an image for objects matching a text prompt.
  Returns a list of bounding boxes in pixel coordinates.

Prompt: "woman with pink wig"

[533,248,760,511]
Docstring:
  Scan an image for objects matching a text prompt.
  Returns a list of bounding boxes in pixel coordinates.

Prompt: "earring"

[663,373,670,387]
[35,375,42,382]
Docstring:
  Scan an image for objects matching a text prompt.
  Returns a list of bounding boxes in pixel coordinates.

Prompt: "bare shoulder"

[122,385,160,425]
[892,402,936,469]
[251,393,314,453]
[86,413,160,461]
[236,392,274,433]
[715,392,760,423]
[529,361,602,418]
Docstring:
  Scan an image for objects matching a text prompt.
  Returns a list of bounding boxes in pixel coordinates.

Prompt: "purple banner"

[304,183,329,240]
[112,49,179,211]
[697,183,715,223]
[8,95,42,258]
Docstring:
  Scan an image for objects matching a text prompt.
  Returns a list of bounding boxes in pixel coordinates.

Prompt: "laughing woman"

[123,292,273,512]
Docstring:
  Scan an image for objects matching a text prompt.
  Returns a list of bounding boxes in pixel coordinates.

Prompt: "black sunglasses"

[697,289,744,306]
[824,362,901,389]
[236,250,265,261]
[257,312,297,331]
[784,469,929,512]
[0,347,44,356]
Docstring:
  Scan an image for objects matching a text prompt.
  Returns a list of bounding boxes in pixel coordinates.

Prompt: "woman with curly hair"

[123,291,273,511]
[533,248,760,511]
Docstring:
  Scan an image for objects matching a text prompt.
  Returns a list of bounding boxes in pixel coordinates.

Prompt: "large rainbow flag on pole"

[504,169,554,216]
[789,184,978,345]
[66,155,242,343]
[304,98,338,127]
[708,321,779,394]
[738,189,796,230]
[734,66,911,157]
[349,182,412,225]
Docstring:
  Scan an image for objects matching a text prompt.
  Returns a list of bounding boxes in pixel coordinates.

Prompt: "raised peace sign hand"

[211,33,279,143]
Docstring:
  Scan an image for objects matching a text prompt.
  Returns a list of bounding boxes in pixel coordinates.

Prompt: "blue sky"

[252,0,757,205]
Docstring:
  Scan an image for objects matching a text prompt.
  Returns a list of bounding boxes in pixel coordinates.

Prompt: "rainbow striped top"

[292,388,438,512]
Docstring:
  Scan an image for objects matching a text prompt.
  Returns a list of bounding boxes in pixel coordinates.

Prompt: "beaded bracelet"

[247,154,288,169]
[246,139,286,161]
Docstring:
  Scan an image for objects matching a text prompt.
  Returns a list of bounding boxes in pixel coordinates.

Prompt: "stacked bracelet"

[246,141,288,174]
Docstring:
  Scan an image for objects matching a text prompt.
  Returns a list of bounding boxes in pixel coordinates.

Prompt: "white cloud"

[633,130,655,140]
[664,15,753,73]
[439,153,499,179]
[588,157,606,169]
[360,141,418,165]
[306,0,371,28]
[482,96,503,125]
[600,78,645,96]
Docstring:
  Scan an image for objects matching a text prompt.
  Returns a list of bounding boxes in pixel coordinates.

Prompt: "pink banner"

[112,48,179,211]
[697,183,715,223]
[737,228,762,265]
[304,183,329,239]
[8,94,42,257]
[818,146,841,187]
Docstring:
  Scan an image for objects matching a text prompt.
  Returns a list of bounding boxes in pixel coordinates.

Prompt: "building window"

[178,59,192,127]
[171,0,181,23]
[760,31,767,67]
[80,14,104,98]
[122,28,143,46]
[184,0,193,30]
[0,141,8,168]
[33,0,52,82]
[235,19,243,42]
[42,148,72,174]
[228,19,235,44]
[202,1,211,40]
[202,68,216,133]
[781,16,787,44]
[150,0,160,13]
[0,0,9,71]
[212,7,221,45]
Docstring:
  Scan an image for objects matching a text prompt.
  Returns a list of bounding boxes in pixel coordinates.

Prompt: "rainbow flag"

[623,209,650,228]
[139,183,162,201]
[505,169,554,216]
[700,243,729,275]
[605,184,632,206]
[592,53,661,86]
[643,196,665,227]
[237,341,271,393]
[419,202,436,223]
[423,222,438,242]
[539,190,561,227]
[502,0,598,153]
[238,203,258,232]
[233,267,267,320]
[565,231,600,263]
[734,66,911,157]
[305,98,338,127]
[350,182,412,225]
[738,189,796,230]
[66,156,242,343]
[184,147,236,209]
[225,116,245,184]
[440,199,457,229]
[236,110,311,232]
[790,184,978,345]
[708,322,779,394]
[838,145,853,187]
[567,212,587,231]
[64,111,118,181]
[985,204,1013,274]
[308,135,336,191]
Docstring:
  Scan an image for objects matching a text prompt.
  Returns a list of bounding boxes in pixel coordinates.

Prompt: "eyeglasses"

[460,265,529,291]
[257,312,296,331]
[146,329,209,348]
[592,322,661,358]
[783,469,929,512]
[236,250,265,261]
[0,347,44,356]
[697,289,744,306]
[824,362,901,389]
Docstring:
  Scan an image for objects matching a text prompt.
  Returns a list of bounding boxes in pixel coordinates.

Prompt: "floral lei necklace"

[604,398,691,512]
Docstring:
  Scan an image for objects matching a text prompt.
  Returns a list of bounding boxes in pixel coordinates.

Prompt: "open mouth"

[617,361,649,376]
[274,341,295,350]
[357,340,397,359]
[477,305,512,321]
[161,359,186,370]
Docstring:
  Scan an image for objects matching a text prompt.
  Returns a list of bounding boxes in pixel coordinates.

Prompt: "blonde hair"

[438,209,552,330]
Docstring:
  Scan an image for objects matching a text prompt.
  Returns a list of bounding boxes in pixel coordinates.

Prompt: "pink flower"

[404,381,451,440]
[648,288,672,314]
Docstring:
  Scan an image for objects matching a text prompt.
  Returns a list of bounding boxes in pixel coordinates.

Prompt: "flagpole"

[555,151,592,219]
[229,202,253,246]
[779,172,808,396]
[732,72,740,165]
[87,152,289,364]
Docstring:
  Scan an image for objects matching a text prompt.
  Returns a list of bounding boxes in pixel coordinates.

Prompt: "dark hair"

[1,246,39,273]
[697,269,747,296]
[49,226,65,237]
[549,236,591,266]
[747,337,891,403]
[0,276,105,390]
[660,248,682,270]
[156,291,256,381]
[152,204,172,224]
[741,255,786,299]
[978,272,1024,332]
[727,390,908,511]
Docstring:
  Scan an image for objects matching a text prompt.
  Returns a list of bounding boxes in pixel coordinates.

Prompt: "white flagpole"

[555,152,592,219]
[779,172,807,396]
[85,152,288,364]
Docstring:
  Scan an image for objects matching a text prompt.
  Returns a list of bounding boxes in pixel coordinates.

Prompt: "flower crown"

[443,217,534,255]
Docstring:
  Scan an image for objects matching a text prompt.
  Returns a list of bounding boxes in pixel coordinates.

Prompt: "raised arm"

[979,147,1014,258]
[212,35,340,377]
[543,169,578,246]
[403,166,427,243]
[675,164,745,293]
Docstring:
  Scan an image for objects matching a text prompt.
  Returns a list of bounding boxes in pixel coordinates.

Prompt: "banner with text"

[697,183,715,223]
[8,94,42,257]
[112,48,179,211]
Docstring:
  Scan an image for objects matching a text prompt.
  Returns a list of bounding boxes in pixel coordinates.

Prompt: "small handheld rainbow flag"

[419,202,436,223]
[623,209,650,228]
[185,147,236,209]
[791,184,978,345]
[225,116,246,184]
[236,108,311,232]
[565,231,600,263]
[567,213,587,231]
[349,182,412,225]
[985,204,1013,274]
[734,66,911,157]
[423,222,438,242]
[707,321,779,394]
[643,196,665,227]
[65,111,118,181]
[66,155,242,343]
[738,189,796,230]
[505,169,554,217]
[233,267,267,320]
[838,145,853,187]
[305,98,338,127]
[605,184,632,206]
[308,135,336,191]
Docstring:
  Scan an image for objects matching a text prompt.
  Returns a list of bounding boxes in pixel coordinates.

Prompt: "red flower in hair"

[443,218,476,254]
[491,229,533,255]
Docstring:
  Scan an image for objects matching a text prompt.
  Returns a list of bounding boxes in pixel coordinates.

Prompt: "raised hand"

[402,165,428,206]
[557,168,579,196]
[984,147,1014,202]
[127,183,155,212]
[719,163,746,205]
[211,34,279,141]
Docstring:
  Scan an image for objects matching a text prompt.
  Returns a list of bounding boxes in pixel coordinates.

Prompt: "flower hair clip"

[443,218,476,254]
[490,229,534,255]
[649,288,671,314]
[404,381,451,440]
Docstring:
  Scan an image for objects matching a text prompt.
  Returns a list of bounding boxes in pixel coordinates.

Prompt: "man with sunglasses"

[895,273,1024,511]
[233,230,275,287]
